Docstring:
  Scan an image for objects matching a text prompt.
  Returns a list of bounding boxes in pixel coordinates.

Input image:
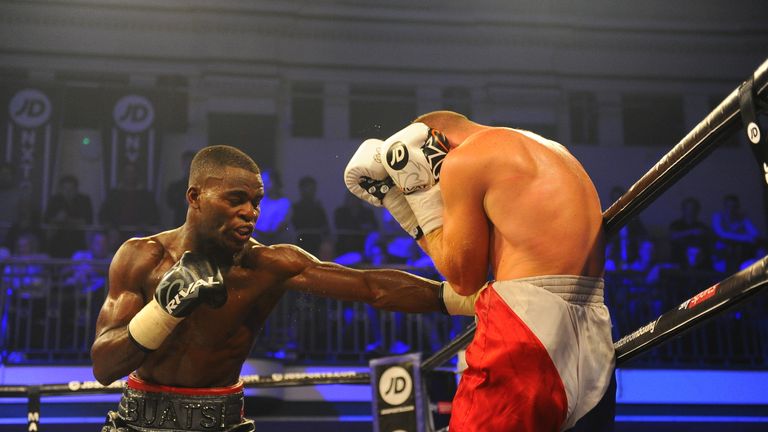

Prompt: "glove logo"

[386,142,409,170]
[424,129,449,180]
[164,277,222,314]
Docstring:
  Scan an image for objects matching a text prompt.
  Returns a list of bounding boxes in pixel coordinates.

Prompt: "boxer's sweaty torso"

[135,232,283,388]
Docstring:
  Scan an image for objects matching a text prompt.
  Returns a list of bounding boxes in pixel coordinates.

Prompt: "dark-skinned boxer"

[92,145,470,432]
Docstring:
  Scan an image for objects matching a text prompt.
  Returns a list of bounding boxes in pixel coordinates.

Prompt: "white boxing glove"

[344,139,423,239]
[381,123,450,235]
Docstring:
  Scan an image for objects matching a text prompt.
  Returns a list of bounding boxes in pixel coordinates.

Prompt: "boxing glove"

[381,123,450,235]
[344,139,423,239]
[128,251,226,351]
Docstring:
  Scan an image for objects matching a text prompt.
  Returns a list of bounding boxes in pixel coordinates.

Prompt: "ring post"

[27,385,40,432]
[370,353,429,432]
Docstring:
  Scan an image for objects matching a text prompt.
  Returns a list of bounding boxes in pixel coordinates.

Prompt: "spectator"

[253,169,291,245]
[44,175,94,258]
[606,186,649,270]
[165,150,196,228]
[711,194,759,273]
[628,239,677,285]
[99,163,160,245]
[60,231,113,350]
[291,176,329,256]
[64,231,113,294]
[3,195,46,255]
[334,193,378,256]
[668,197,712,270]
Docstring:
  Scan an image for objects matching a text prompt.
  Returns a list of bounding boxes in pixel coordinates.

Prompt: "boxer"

[92,145,469,431]
[346,111,615,431]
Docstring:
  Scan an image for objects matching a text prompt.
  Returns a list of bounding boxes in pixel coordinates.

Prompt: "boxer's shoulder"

[113,235,166,268]
[239,241,319,280]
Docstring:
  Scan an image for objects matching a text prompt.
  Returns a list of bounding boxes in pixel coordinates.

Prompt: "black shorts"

[102,374,255,432]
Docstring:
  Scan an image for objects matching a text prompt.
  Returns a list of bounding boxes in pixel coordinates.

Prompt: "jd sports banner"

[103,94,160,190]
[2,87,59,211]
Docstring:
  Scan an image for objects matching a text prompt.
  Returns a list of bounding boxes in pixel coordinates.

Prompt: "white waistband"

[492,275,605,305]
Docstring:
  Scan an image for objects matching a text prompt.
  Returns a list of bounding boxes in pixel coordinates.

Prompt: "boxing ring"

[3,57,768,431]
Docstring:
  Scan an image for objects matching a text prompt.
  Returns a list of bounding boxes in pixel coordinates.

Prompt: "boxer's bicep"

[96,239,161,335]
[434,151,490,295]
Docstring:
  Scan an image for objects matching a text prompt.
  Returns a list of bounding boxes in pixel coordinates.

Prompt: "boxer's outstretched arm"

[266,244,443,313]
[418,141,491,296]
[91,239,162,385]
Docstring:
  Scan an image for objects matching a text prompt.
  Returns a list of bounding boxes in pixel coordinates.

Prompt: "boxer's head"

[412,110,483,149]
[187,145,262,253]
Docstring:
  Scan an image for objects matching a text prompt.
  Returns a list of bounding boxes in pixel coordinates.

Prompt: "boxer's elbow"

[91,354,117,386]
[91,340,126,386]
[448,279,483,296]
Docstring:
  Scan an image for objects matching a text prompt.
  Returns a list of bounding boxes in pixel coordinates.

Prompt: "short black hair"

[189,145,259,186]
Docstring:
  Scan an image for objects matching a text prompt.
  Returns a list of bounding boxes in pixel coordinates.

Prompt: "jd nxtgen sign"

[370,353,425,432]
[105,94,158,190]
[3,88,57,210]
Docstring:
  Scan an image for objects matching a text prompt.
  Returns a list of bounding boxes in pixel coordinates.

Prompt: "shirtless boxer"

[91,145,460,432]
[346,111,615,431]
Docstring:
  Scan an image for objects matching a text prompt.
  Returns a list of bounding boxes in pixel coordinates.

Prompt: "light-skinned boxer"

[346,111,616,432]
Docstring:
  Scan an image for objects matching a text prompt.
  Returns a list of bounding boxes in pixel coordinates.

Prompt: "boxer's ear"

[187,185,200,208]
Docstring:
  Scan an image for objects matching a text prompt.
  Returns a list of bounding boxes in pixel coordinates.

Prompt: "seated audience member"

[99,163,160,244]
[606,186,649,270]
[668,197,712,269]
[44,175,94,258]
[65,231,113,294]
[291,176,329,256]
[3,195,46,255]
[711,194,759,273]
[253,169,292,245]
[628,239,677,286]
[334,192,378,256]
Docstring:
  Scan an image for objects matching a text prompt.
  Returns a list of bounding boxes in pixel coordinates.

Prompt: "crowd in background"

[0,155,766,362]
[0,161,763,284]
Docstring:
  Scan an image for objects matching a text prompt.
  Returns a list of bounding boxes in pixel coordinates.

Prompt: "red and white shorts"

[450,276,615,432]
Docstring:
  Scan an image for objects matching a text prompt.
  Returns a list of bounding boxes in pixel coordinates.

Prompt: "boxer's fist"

[381,123,450,235]
[381,123,449,194]
[154,251,226,318]
[128,252,226,351]
[344,138,394,207]
[344,139,422,239]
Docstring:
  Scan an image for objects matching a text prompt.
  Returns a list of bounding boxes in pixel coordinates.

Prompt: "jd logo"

[747,122,761,145]
[386,142,409,170]
[10,89,51,128]
[114,95,155,133]
[378,366,412,406]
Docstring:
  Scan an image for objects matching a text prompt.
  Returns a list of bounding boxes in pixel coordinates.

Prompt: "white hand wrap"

[344,138,422,239]
[404,185,443,236]
[439,281,482,316]
[127,298,183,351]
[382,123,447,235]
